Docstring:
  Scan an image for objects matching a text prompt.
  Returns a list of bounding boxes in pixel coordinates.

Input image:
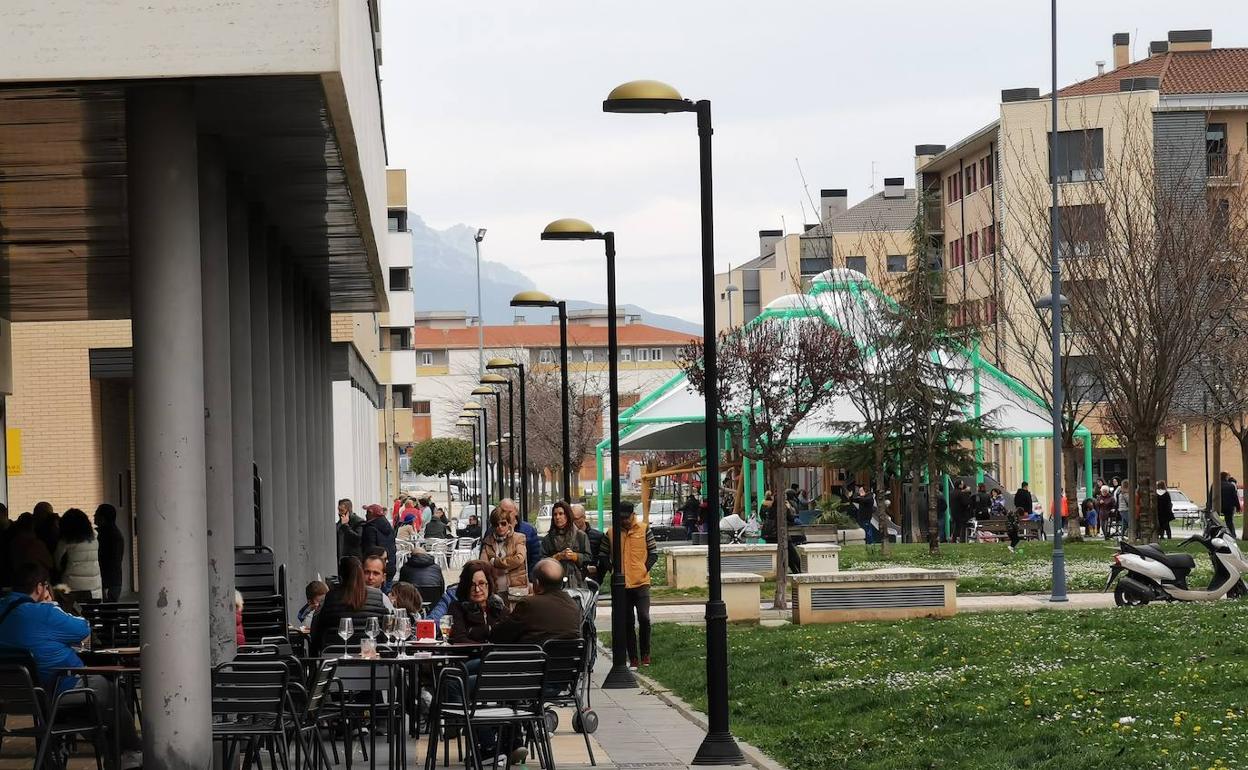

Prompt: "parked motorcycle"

[1105,510,1247,606]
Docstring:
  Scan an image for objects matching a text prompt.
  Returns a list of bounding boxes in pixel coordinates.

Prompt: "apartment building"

[714,183,915,333]
[915,28,1248,501]
[330,168,416,506]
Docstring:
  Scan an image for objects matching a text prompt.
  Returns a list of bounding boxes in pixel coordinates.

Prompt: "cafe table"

[59,664,140,770]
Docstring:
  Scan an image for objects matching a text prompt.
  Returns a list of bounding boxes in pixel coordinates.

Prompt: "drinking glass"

[439,615,453,644]
[365,616,379,644]
[384,614,397,648]
[338,617,354,658]
[396,617,412,658]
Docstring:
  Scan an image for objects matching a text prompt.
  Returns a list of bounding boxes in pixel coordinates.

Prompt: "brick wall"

[7,320,131,514]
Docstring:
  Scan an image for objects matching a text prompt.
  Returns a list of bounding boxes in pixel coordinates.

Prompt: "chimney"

[1112,32,1129,70]
[758,229,783,257]
[1001,87,1040,103]
[1168,29,1212,52]
[883,177,905,199]
[803,223,818,232]
[820,189,847,222]
[1149,40,1169,57]
[1096,60,1105,76]
[513,314,526,325]
[915,144,946,173]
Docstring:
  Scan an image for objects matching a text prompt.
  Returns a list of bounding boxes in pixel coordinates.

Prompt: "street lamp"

[472,386,504,506]
[511,291,573,504]
[487,356,531,519]
[482,372,515,502]
[456,418,479,503]
[474,228,487,376]
[724,283,740,329]
[1034,292,1069,602]
[539,216,635,690]
[463,401,488,506]
[605,79,743,763]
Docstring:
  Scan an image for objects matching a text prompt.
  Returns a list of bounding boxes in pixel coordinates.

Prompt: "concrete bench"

[791,567,957,624]
[795,543,841,574]
[666,544,779,588]
[720,572,764,623]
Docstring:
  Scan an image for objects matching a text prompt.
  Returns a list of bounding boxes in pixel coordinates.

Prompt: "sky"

[379,1,1248,323]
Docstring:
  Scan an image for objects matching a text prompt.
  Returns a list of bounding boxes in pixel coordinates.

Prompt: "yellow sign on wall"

[6,429,20,476]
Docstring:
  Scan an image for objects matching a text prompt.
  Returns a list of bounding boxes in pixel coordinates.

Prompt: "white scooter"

[1105,510,1248,606]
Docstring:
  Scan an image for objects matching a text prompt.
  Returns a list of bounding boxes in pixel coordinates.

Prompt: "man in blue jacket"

[501,498,541,577]
[0,563,141,765]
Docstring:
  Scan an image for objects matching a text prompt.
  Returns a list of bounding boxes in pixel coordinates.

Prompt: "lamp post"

[472,387,504,507]
[482,372,516,502]
[456,418,478,501]
[512,292,574,503]
[463,402,488,505]
[1035,293,1069,602]
[725,282,739,329]
[474,228,487,376]
[604,79,743,763]
[488,357,531,519]
[540,217,635,690]
[460,411,482,503]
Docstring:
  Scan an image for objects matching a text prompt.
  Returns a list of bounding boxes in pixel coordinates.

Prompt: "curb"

[596,643,790,770]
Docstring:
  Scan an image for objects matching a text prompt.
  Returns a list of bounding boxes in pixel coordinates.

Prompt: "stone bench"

[795,543,841,574]
[721,572,764,623]
[791,567,957,624]
[665,544,779,589]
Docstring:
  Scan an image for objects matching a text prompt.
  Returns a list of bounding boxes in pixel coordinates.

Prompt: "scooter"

[1105,510,1248,606]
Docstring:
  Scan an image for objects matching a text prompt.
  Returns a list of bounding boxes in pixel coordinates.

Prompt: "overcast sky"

[380,1,1247,323]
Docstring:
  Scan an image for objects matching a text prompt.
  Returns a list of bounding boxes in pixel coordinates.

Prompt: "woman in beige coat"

[480,506,528,592]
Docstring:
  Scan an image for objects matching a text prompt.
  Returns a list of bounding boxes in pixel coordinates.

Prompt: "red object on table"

[415,619,435,640]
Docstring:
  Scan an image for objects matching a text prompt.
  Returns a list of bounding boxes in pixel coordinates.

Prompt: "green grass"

[641,603,1248,770]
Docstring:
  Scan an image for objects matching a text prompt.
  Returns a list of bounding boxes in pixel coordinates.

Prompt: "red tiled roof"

[1058,48,1248,97]
[414,323,699,350]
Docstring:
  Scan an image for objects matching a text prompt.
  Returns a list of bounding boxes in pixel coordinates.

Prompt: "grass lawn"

[641,602,1248,770]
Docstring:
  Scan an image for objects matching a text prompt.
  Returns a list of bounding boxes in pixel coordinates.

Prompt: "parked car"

[1166,488,1202,526]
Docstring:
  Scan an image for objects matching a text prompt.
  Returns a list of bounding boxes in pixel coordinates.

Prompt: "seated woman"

[448,559,509,643]
[308,556,388,655]
[388,581,423,617]
[540,501,592,588]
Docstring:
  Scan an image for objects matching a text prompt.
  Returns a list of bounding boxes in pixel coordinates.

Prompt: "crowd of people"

[0,501,127,603]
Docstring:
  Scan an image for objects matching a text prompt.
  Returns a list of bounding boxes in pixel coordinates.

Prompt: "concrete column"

[198,138,236,665]
[266,246,290,596]
[304,289,326,574]
[126,84,212,769]
[282,266,305,603]
[228,192,254,550]
[290,276,311,591]
[316,304,333,568]
[248,219,272,549]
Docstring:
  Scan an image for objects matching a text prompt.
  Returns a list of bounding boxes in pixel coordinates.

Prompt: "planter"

[800,524,842,543]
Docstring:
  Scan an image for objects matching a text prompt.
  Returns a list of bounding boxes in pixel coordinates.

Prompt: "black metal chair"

[211,660,294,770]
[425,646,551,770]
[294,659,338,770]
[0,650,105,770]
[541,638,596,765]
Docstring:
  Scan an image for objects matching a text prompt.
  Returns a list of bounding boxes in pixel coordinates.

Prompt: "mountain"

[409,215,701,335]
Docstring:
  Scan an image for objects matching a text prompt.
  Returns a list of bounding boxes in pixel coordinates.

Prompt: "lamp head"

[455,420,473,427]
[479,373,508,384]
[510,290,558,308]
[603,80,695,114]
[471,386,495,396]
[725,284,740,294]
[486,356,519,369]
[541,218,600,241]
[474,228,487,243]
[463,401,483,410]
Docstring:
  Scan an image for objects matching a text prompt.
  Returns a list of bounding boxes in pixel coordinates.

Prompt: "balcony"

[1208,152,1242,185]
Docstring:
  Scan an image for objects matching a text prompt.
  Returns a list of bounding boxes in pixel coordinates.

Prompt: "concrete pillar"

[198,138,236,665]
[228,192,254,550]
[126,84,212,769]
[317,304,334,570]
[282,265,305,604]
[266,247,290,595]
[248,219,272,549]
[290,277,311,591]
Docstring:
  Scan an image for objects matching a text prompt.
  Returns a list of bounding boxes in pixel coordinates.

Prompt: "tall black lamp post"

[487,357,531,519]
[539,218,635,690]
[482,372,516,502]
[463,401,488,506]
[456,417,479,503]
[472,387,504,507]
[603,79,743,764]
[511,291,574,503]
[1045,0,1068,604]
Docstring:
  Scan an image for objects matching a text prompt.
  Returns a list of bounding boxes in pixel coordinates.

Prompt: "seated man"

[490,558,582,645]
[0,563,141,767]
[361,553,396,611]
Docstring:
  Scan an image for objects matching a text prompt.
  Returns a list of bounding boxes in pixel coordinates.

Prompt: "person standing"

[951,482,972,543]
[1154,481,1174,540]
[598,502,658,668]
[1220,472,1240,539]
[481,507,529,593]
[1095,485,1116,539]
[336,498,364,561]
[540,501,592,588]
[52,508,102,601]
[1116,481,1132,538]
[359,503,397,586]
[94,504,125,601]
[500,497,540,577]
[1005,506,1023,553]
[570,503,605,582]
[1013,482,1034,518]
[850,485,877,544]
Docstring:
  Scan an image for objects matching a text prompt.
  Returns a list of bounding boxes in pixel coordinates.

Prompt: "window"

[391,385,412,410]
[846,255,867,274]
[1049,128,1104,183]
[420,351,433,366]
[412,400,431,416]
[1055,204,1107,258]
[968,231,979,262]
[383,328,411,350]
[983,223,996,255]
[582,349,594,363]
[949,237,964,268]
[650,348,663,361]
[947,172,962,203]
[538,349,555,364]
[387,210,408,232]
[389,267,411,291]
[620,348,633,362]
[886,254,907,273]
[1207,123,1228,176]
[799,257,832,275]
[965,164,976,194]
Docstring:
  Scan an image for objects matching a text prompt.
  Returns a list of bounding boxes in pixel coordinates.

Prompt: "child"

[298,580,329,627]
[234,590,246,646]
[1005,506,1023,553]
[1082,497,1098,537]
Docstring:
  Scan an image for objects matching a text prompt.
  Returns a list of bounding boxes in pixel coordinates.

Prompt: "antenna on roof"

[868,160,878,193]
[795,157,820,222]
[780,214,787,235]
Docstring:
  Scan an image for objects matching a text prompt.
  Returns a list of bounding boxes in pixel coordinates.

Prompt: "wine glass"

[439,615,453,645]
[395,617,411,658]
[384,614,397,649]
[365,616,379,644]
[337,617,354,658]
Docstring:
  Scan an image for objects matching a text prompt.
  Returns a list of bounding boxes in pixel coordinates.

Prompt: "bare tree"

[681,314,857,608]
[522,362,603,504]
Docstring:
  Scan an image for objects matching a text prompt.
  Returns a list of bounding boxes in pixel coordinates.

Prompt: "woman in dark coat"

[448,559,509,643]
[309,556,389,655]
[94,504,125,601]
[540,501,592,588]
[1156,481,1174,539]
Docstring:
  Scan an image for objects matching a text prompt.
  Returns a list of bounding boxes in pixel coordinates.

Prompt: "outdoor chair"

[0,650,106,770]
[81,602,141,648]
[321,649,400,770]
[293,659,338,770]
[450,537,479,569]
[540,637,596,765]
[211,660,294,770]
[425,538,454,569]
[425,645,552,770]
